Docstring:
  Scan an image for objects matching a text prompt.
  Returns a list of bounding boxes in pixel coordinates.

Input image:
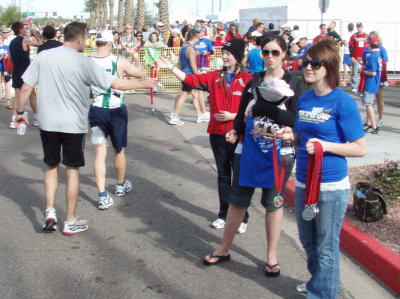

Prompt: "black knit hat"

[222,38,246,63]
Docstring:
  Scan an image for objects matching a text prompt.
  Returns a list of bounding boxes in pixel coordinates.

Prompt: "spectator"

[214,31,226,46]
[312,23,329,44]
[251,22,265,37]
[349,22,367,93]
[37,25,63,54]
[85,29,97,48]
[245,36,264,74]
[144,32,166,67]
[247,18,258,33]
[327,21,342,44]
[341,23,354,86]
[226,24,242,41]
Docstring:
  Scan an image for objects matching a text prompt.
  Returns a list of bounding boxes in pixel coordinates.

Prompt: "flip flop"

[203,253,231,266]
[265,263,280,277]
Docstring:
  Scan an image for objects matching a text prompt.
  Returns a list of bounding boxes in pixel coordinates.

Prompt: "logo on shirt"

[232,91,242,96]
[238,78,245,87]
[298,107,332,123]
[249,117,281,153]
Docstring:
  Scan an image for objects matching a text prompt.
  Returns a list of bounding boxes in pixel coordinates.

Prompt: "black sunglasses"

[303,58,324,70]
[262,49,281,57]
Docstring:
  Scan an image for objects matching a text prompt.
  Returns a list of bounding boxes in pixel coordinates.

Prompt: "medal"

[272,136,286,208]
[302,141,323,221]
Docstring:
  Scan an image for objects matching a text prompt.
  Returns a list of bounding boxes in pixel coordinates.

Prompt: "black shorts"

[40,130,86,167]
[88,105,128,153]
[12,75,24,89]
[181,82,194,93]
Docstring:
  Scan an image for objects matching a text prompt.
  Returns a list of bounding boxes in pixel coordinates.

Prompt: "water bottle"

[17,123,26,135]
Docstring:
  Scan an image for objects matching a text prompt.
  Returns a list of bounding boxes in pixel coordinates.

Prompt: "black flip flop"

[265,263,280,277]
[203,253,231,266]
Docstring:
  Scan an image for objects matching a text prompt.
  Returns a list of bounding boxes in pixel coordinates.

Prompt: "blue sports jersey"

[0,45,8,72]
[294,88,365,184]
[247,48,264,72]
[194,38,213,68]
[364,51,382,94]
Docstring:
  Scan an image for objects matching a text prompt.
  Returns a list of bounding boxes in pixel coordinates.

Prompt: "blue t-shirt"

[294,88,365,184]
[194,38,213,67]
[379,46,388,62]
[247,48,264,72]
[0,44,9,72]
[296,43,311,70]
[364,51,382,94]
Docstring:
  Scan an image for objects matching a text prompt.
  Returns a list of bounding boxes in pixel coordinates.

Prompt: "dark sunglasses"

[303,58,324,70]
[262,49,281,57]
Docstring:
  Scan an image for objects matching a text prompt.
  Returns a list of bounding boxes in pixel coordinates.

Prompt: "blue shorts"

[343,54,352,66]
[362,91,376,106]
[88,105,128,153]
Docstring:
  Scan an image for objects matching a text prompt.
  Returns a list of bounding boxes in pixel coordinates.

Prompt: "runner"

[168,30,203,125]
[89,30,146,210]
[9,22,42,129]
[15,22,156,235]
[158,39,253,233]
[312,24,329,44]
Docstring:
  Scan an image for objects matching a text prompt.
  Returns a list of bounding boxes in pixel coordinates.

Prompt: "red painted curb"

[388,80,400,86]
[284,180,400,295]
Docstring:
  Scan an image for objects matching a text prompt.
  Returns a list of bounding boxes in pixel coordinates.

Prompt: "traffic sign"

[26,12,35,16]
[319,0,330,13]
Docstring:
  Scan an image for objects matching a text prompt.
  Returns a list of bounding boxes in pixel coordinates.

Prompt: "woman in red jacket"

[225,24,242,41]
[158,39,252,232]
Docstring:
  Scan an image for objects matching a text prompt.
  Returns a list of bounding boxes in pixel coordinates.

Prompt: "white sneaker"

[340,82,347,87]
[98,192,114,210]
[210,218,225,229]
[377,119,384,128]
[9,121,16,129]
[115,180,132,197]
[351,88,357,93]
[63,217,88,235]
[33,119,39,126]
[296,282,307,293]
[169,113,182,120]
[237,222,247,234]
[202,111,210,121]
[169,117,184,125]
[196,115,207,123]
[42,207,57,232]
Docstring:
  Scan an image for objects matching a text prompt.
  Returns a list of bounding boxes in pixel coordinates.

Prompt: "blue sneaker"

[115,180,132,197]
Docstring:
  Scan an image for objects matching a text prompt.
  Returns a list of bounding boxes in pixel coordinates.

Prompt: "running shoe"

[42,207,57,232]
[169,113,182,120]
[340,82,347,87]
[377,119,384,128]
[364,126,373,133]
[98,192,114,210]
[296,283,307,293]
[115,180,132,197]
[370,127,379,134]
[210,218,225,229]
[237,222,247,234]
[33,119,39,126]
[196,115,207,123]
[202,111,210,121]
[351,88,357,93]
[63,217,88,235]
[169,117,184,126]
[9,121,16,129]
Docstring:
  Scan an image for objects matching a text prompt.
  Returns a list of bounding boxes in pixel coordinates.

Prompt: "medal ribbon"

[272,135,286,195]
[150,62,158,105]
[305,141,324,206]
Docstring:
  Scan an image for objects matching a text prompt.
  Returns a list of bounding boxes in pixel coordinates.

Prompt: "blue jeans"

[295,187,350,299]
[351,60,360,89]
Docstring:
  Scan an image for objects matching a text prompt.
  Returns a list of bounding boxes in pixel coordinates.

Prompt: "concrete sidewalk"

[147,85,399,297]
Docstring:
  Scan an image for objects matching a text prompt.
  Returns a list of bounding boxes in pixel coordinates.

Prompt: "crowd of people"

[0,16,388,297]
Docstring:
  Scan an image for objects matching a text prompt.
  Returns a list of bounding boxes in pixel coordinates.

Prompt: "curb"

[283,180,400,295]
[388,80,400,86]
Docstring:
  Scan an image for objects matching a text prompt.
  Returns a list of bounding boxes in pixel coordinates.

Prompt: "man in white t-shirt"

[16,22,157,236]
[251,22,265,37]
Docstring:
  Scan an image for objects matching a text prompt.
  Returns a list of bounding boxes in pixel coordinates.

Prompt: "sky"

[2,0,399,21]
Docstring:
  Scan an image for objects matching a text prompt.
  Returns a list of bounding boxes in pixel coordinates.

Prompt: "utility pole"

[219,0,222,13]
[212,0,214,15]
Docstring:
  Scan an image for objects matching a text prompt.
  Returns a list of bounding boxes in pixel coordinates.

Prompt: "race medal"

[274,195,283,208]
[302,205,319,221]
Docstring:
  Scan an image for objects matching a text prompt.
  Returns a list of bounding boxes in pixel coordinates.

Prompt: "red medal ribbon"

[305,141,324,206]
[150,61,158,106]
[272,136,286,195]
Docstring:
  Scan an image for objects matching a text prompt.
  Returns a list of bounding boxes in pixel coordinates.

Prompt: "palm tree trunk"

[103,1,108,26]
[159,0,169,42]
[117,0,124,32]
[124,0,132,28]
[136,0,144,32]
[109,0,114,28]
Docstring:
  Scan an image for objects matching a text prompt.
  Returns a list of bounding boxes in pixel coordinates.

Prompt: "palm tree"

[103,0,108,26]
[124,0,132,28]
[158,0,169,42]
[109,0,114,28]
[117,0,124,32]
[84,0,98,27]
[136,0,145,32]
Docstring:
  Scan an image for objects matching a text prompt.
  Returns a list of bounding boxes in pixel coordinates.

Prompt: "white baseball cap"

[95,30,114,42]
[156,22,164,27]
[88,29,97,34]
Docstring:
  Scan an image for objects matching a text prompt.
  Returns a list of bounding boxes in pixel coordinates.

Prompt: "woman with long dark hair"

[158,39,253,233]
[203,35,303,277]
[277,39,366,297]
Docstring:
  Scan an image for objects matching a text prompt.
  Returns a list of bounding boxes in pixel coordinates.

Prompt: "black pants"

[209,134,249,223]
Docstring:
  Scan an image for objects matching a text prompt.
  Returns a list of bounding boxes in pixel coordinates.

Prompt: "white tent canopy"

[169,5,199,25]
[218,0,254,22]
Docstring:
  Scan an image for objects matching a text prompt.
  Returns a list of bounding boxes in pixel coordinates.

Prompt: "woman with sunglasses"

[276,39,366,297]
[157,38,253,234]
[202,35,303,276]
[135,32,145,51]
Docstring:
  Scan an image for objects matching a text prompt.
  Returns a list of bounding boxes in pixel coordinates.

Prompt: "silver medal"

[302,204,319,221]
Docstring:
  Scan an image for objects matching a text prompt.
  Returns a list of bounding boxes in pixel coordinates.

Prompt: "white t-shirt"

[22,46,114,133]
[251,31,263,37]
[342,31,353,55]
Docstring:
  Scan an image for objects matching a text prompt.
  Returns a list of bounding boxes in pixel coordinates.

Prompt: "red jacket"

[225,32,242,41]
[184,70,252,135]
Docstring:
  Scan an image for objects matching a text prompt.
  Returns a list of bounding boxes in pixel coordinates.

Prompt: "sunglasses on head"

[303,58,324,70]
[262,49,281,57]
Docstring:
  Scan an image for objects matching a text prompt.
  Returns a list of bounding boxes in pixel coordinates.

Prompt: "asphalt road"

[0,91,396,298]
